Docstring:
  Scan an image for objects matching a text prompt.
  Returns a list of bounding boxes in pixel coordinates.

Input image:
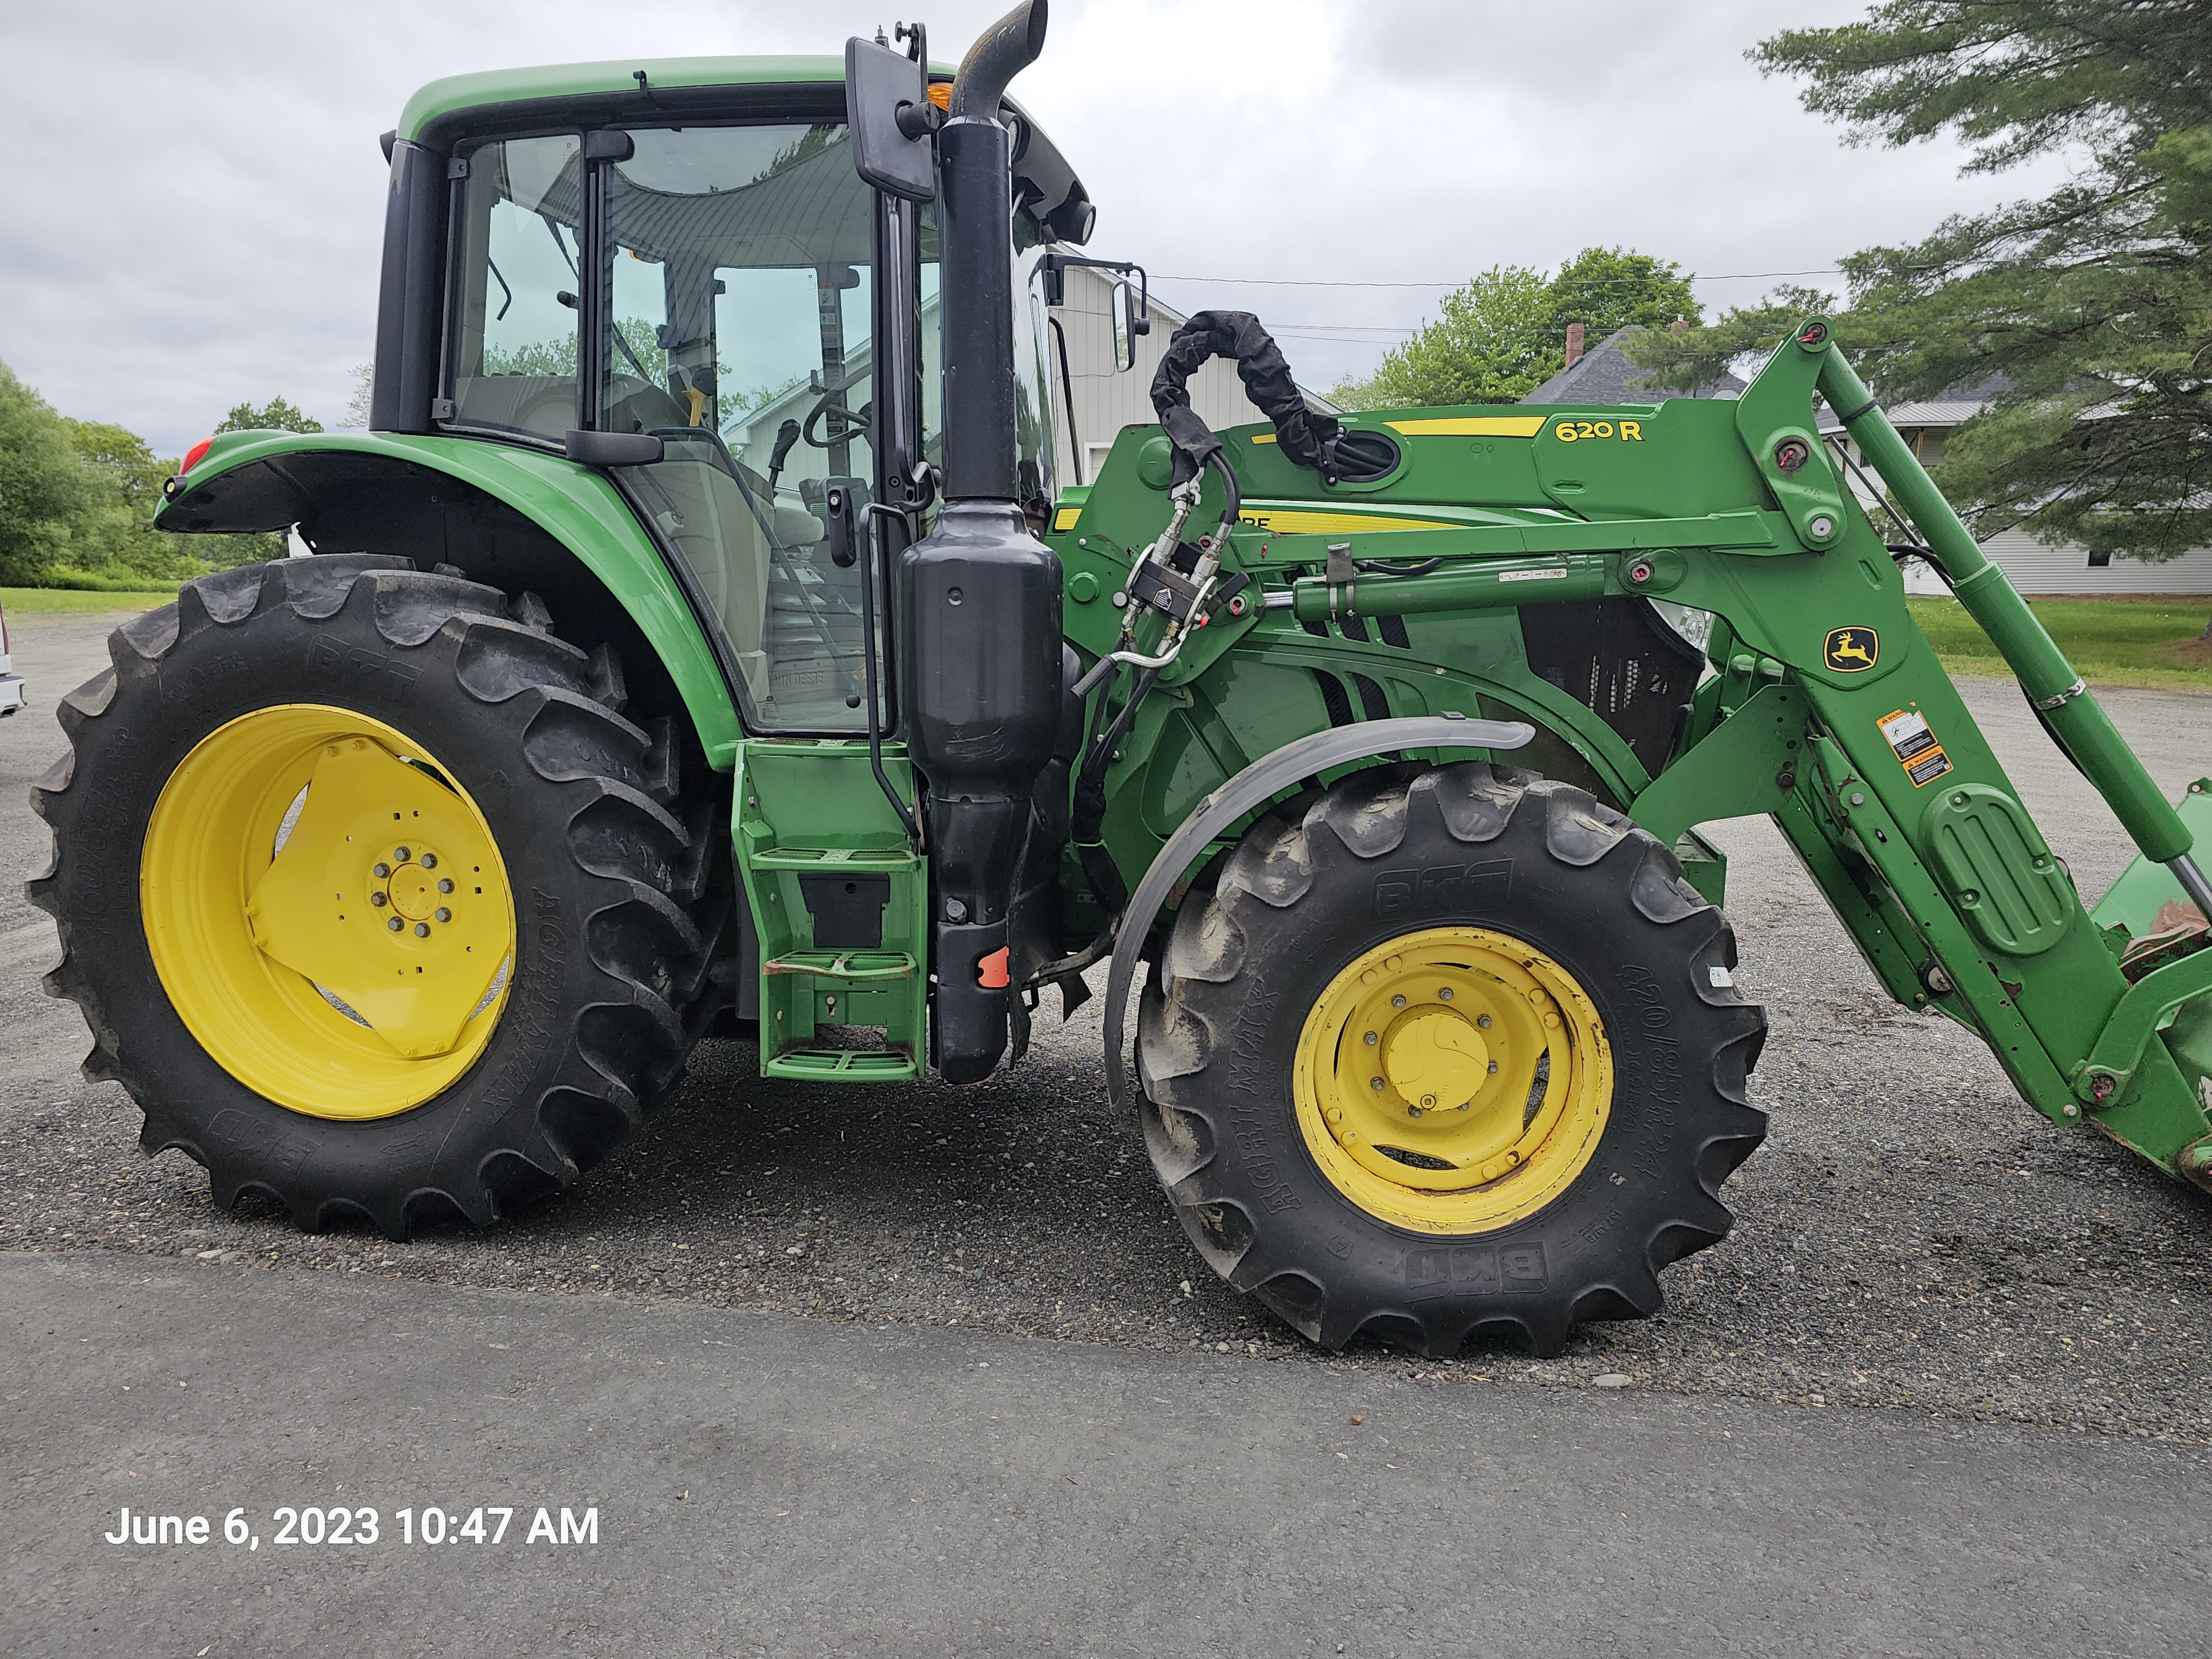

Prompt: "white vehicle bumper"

[0,668,24,716]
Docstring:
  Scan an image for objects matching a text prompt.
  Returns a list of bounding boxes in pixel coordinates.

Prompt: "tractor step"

[734,740,928,1082]
[764,1046,921,1082]
[747,844,919,873]
[761,949,917,983]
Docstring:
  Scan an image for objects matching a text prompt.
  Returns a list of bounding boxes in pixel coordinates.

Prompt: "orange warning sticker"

[1879,707,1954,787]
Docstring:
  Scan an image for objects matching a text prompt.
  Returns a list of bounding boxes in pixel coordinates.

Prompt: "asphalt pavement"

[8,1249,2210,1659]
[6,602,2212,1654]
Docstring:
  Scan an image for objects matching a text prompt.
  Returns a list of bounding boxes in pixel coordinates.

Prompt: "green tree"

[1543,247,1700,341]
[1332,250,1701,410]
[64,421,207,581]
[1333,265,1555,408]
[216,396,323,435]
[0,361,91,584]
[1637,0,2212,562]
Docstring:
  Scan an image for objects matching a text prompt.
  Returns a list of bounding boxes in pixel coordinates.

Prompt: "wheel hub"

[1380,1008,1489,1113]
[141,706,515,1119]
[1292,927,1613,1233]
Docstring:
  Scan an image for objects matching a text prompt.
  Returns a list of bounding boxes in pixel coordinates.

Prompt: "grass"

[1,585,178,615]
[1907,595,2212,693]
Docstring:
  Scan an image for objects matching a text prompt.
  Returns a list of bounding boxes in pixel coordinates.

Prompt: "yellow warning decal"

[1238,509,1462,535]
[1052,505,1081,533]
[1879,706,1954,787]
[1387,416,1547,438]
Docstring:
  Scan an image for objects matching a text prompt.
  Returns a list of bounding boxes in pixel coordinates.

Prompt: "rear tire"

[1136,762,1767,1357]
[27,555,727,1237]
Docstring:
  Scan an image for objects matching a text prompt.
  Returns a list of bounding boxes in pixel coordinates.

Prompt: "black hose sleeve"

[1150,310,1389,485]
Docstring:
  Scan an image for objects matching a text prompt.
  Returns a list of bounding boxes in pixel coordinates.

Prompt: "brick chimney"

[1670,315,1691,337]
[1563,321,1585,367]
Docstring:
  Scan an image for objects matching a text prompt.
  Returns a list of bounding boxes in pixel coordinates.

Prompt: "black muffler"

[899,0,1064,1083]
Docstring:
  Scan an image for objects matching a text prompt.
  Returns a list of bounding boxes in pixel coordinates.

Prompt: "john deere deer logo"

[1823,628,1879,672]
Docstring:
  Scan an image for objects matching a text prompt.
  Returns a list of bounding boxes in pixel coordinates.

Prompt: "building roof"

[1817,373,2013,434]
[1520,326,1744,405]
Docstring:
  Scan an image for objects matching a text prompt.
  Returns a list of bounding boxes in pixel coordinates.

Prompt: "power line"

[1149,269,1842,289]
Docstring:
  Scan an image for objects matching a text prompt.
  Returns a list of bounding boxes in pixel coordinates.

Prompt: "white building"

[1822,393,2212,596]
[1046,262,1337,488]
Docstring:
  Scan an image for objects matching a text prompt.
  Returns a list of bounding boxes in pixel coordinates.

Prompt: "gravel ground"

[5,607,2212,1442]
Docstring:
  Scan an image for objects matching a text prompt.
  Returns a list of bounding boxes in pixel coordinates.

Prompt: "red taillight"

[181,436,215,474]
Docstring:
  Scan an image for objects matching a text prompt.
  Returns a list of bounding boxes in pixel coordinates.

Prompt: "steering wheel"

[802,392,872,450]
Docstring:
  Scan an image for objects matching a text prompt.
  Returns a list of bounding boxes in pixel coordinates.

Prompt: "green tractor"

[33,4,2212,1357]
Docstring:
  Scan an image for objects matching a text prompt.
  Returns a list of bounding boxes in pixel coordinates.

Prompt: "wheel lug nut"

[1477,1014,1491,1029]
[435,907,452,923]
[414,922,431,937]
[1369,1076,1385,1092]
[1488,1060,1499,1073]
[387,917,403,932]
[395,846,412,862]
[1363,1030,1378,1045]
[1390,994,1407,1009]
[420,853,437,870]
[372,863,390,879]
[1438,987,1453,1001]
[370,893,387,907]
[438,878,455,894]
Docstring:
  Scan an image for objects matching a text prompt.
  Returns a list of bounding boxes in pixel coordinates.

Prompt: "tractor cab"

[394,48,1083,734]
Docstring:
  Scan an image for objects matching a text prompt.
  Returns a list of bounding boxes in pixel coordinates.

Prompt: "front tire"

[1137,762,1767,1357]
[27,555,726,1236]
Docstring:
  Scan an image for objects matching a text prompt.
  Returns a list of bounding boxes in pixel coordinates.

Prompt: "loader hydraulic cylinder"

[1818,347,2210,908]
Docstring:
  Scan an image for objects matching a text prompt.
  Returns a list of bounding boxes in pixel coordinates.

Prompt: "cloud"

[0,0,2067,452]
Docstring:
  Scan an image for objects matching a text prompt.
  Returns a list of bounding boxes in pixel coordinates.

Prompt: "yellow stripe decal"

[1386,416,1547,438]
[1052,506,1081,532]
[1238,509,1463,535]
[1249,433,1277,444]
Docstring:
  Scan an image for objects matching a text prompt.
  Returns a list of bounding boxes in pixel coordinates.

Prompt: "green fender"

[154,429,743,766]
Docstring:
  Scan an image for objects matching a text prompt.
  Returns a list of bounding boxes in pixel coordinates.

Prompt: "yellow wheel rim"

[1292,926,1613,1234]
[140,705,515,1120]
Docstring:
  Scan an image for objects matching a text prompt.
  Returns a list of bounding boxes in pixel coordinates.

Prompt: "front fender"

[1099,713,1534,1117]
[156,430,740,765]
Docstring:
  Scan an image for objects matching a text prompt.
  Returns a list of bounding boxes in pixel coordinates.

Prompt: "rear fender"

[155,430,742,765]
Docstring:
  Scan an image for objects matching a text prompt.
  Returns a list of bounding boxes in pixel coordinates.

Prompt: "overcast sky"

[2,0,2067,457]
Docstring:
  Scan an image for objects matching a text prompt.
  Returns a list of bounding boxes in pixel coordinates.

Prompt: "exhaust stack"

[899,0,1065,1083]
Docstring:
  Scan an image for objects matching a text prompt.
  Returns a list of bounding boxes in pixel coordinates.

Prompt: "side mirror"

[845,36,936,203]
[1110,275,1151,373]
